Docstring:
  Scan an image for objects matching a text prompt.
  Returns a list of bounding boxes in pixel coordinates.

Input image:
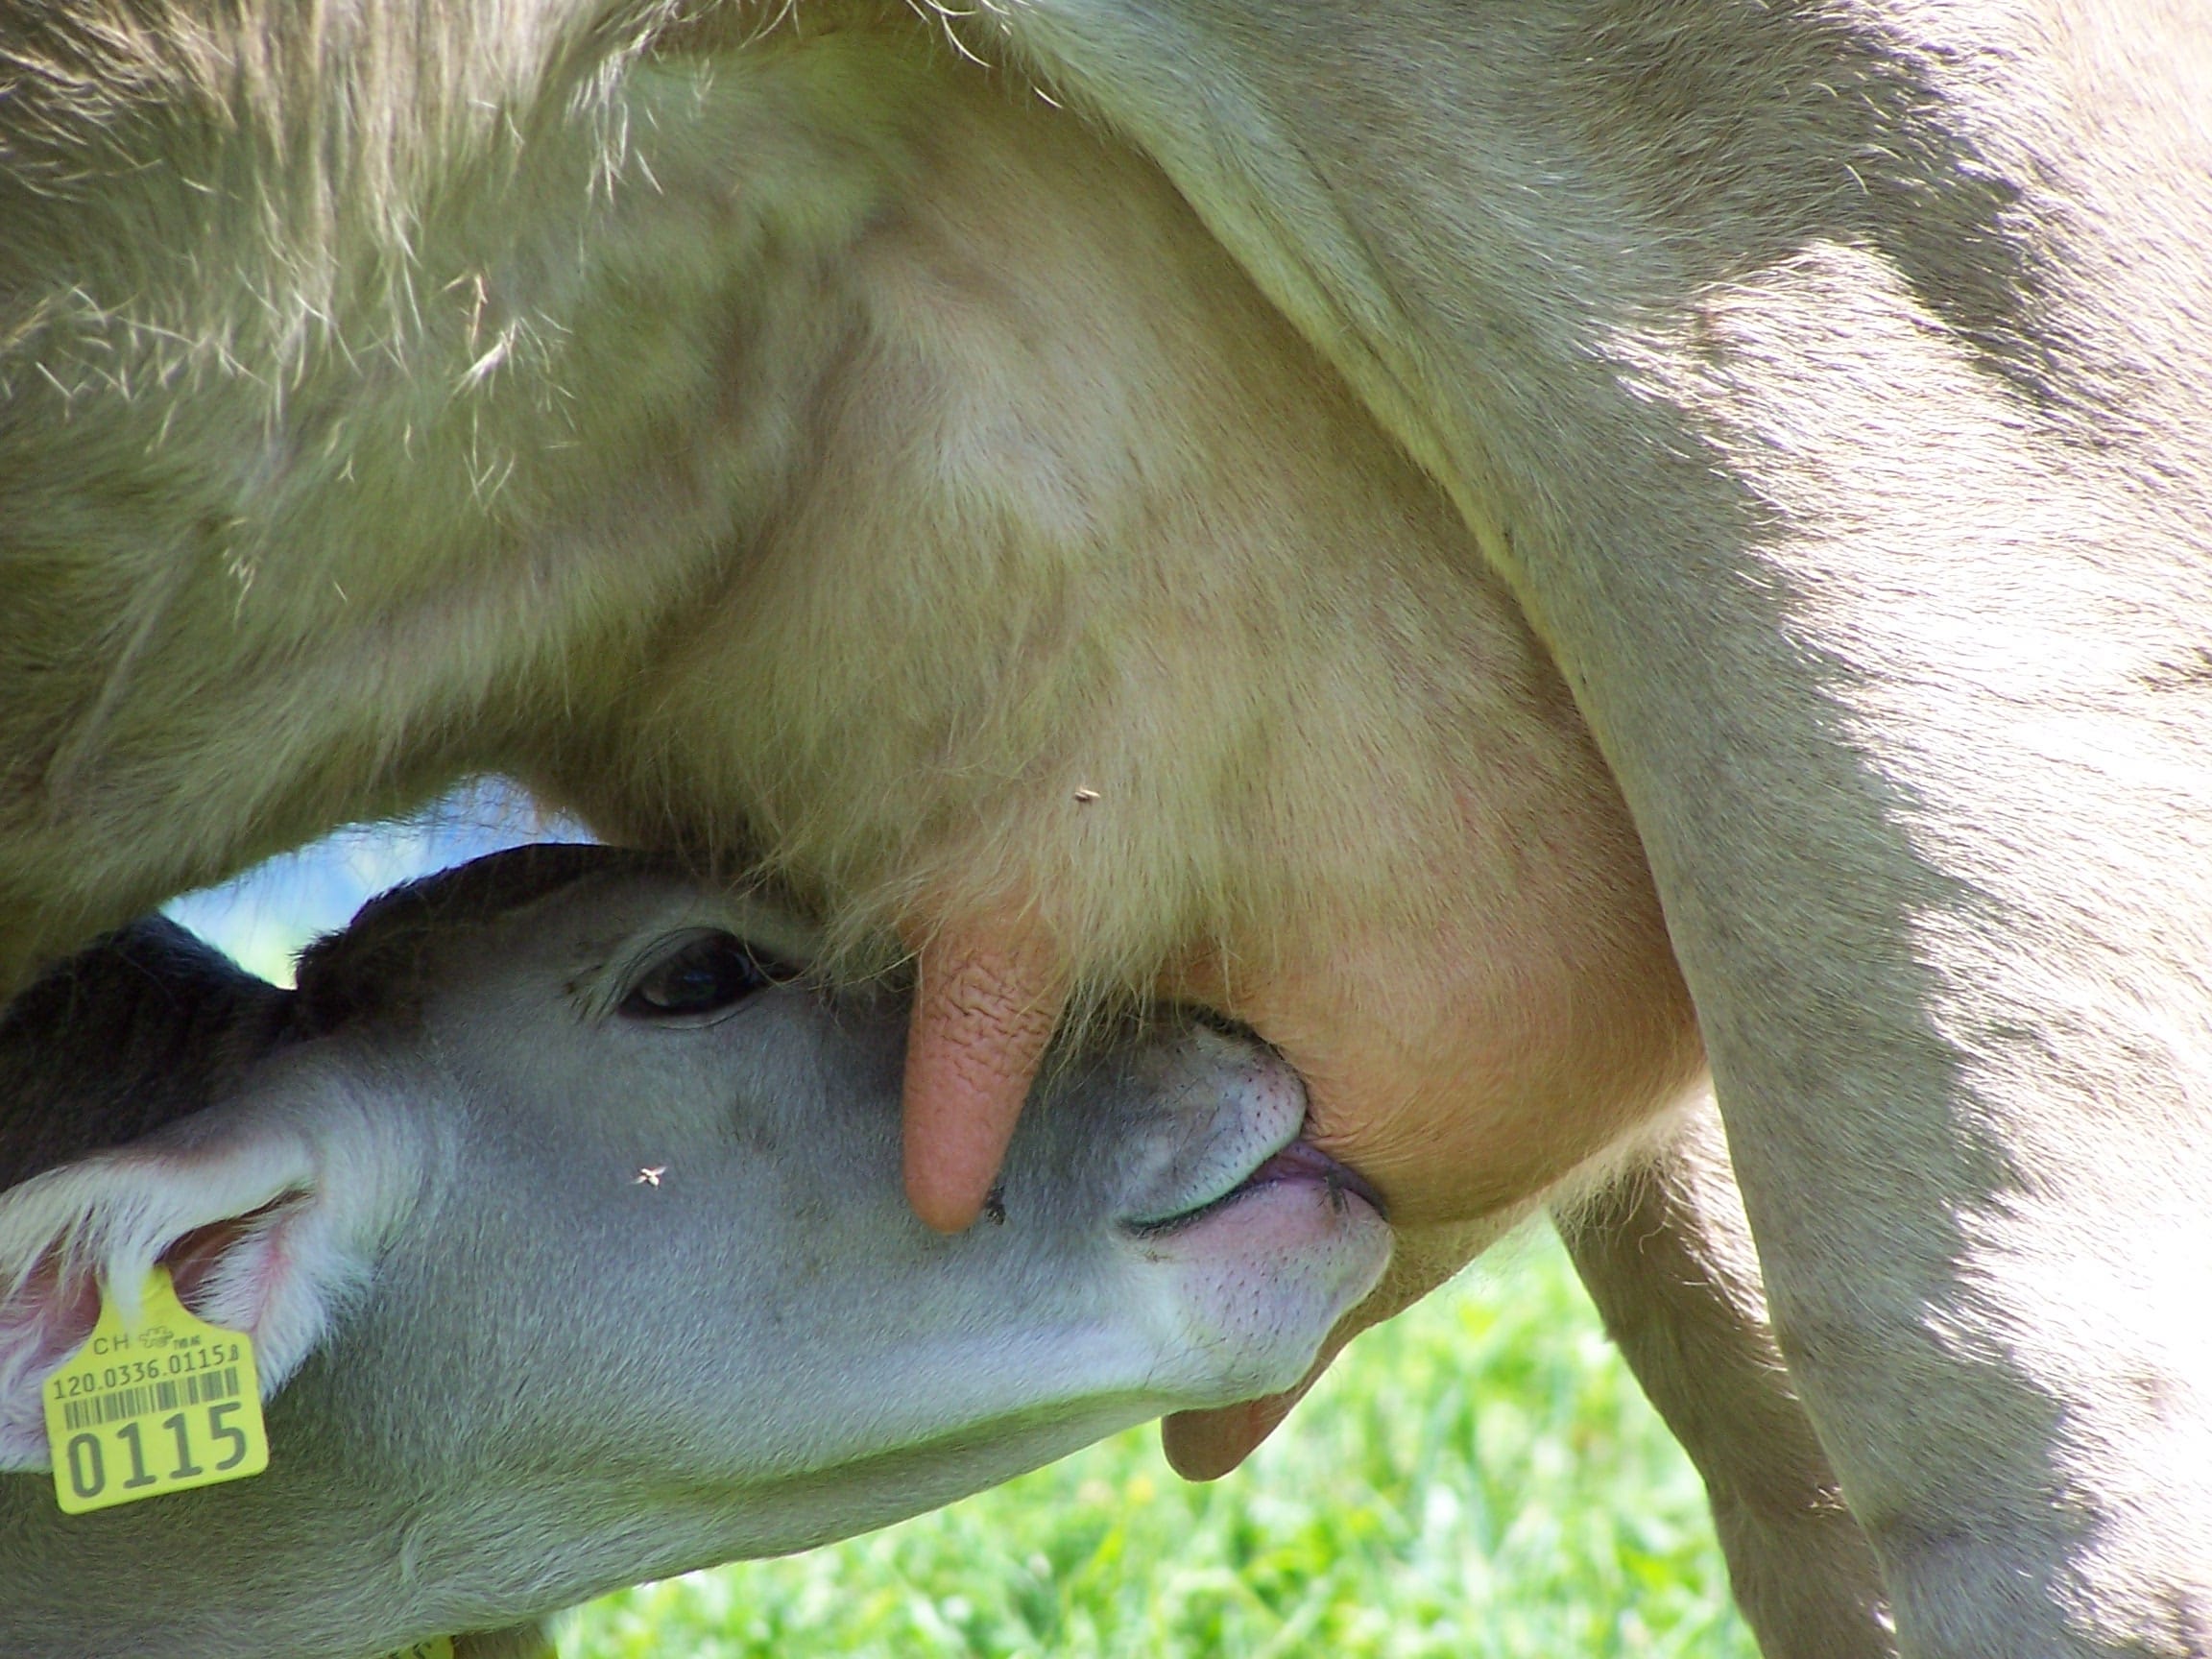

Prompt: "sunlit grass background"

[175,790,1755,1659]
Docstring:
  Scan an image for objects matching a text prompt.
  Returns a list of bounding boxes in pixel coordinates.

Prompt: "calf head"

[0,846,1387,1658]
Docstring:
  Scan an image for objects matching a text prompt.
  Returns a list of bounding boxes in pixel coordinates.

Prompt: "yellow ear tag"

[42,1264,269,1515]
[377,1641,455,1659]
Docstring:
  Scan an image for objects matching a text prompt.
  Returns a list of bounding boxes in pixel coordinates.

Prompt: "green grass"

[564,1229,1756,1659]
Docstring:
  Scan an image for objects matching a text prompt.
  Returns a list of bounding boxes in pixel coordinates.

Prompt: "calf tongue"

[1243,1140,1388,1214]
[902,924,1069,1233]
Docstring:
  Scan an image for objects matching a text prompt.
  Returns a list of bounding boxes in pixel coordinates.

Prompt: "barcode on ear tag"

[42,1264,268,1515]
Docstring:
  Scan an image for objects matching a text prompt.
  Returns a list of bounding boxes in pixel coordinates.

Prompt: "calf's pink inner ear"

[160,1191,310,1326]
[0,1249,104,1418]
[0,1198,306,1471]
[0,1251,115,1469]
[0,1132,358,1470]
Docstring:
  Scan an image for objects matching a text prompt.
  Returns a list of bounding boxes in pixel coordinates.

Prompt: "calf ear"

[0,1104,421,1471]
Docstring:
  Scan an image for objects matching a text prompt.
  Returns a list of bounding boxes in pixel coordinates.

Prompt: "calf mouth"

[1124,1128,1387,1237]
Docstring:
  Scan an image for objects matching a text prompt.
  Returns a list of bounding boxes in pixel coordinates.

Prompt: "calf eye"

[620,932,797,1020]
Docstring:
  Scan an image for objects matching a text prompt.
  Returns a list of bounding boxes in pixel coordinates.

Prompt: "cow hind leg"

[1555,1100,1894,1659]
